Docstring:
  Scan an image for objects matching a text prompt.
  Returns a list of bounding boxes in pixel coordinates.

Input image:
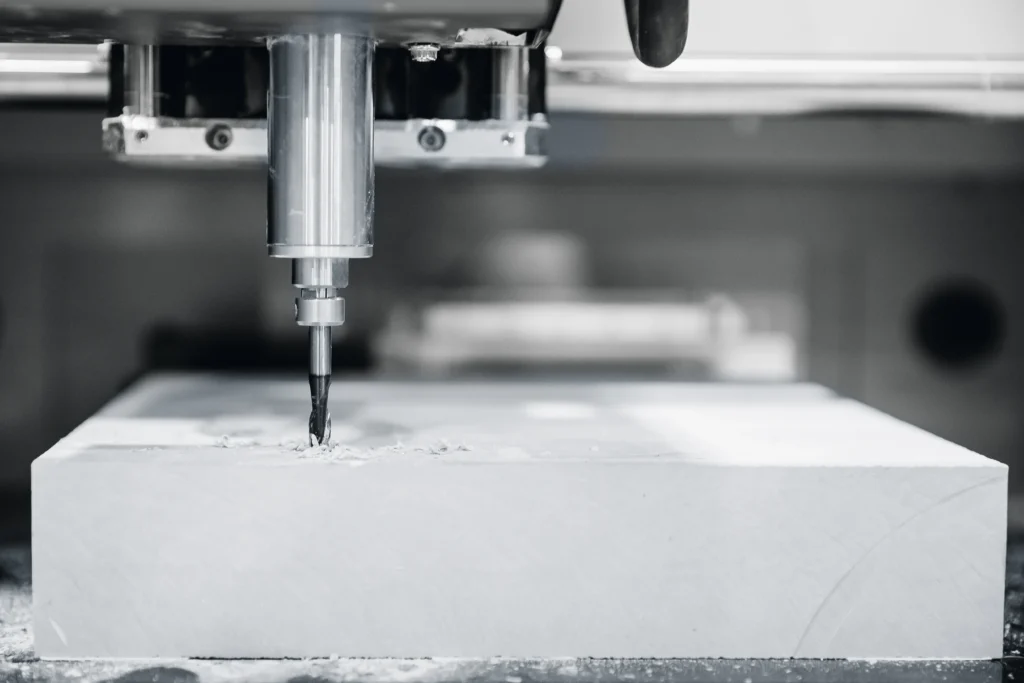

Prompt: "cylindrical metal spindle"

[309,325,332,376]
[268,32,373,447]
[267,33,375,260]
[492,47,529,121]
[293,258,349,289]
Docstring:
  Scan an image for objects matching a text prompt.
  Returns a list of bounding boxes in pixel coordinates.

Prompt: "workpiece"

[32,375,1007,659]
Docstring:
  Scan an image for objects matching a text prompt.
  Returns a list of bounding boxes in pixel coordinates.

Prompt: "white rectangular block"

[33,375,1007,659]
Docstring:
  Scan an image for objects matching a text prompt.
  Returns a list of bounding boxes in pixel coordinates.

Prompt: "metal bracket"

[102,115,548,168]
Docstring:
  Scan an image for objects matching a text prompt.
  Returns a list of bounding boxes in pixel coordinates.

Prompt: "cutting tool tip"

[308,373,332,446]
[308,410,332,447]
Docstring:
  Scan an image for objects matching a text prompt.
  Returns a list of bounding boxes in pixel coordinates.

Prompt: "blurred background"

[2,0,1024,538]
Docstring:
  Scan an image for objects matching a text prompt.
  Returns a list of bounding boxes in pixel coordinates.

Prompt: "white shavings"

[216,435,309,450]
[414,439,472,455]
[214,434,260,448]
[295,441,405,463]
[210,432,475,463]
[293,439,472,463]
[0,626,31,661]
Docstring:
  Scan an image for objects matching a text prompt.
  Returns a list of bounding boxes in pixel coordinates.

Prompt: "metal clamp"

[295,293,345,327]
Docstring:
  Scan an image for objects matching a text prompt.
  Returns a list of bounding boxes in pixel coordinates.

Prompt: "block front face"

[32,376,1008,659]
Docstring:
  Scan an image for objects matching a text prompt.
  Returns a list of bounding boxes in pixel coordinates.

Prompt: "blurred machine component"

[376,295,796,381]
[371,229,799,381]
[546,0,1024,116]
[0,43,107,99]
[547,56,1024,117]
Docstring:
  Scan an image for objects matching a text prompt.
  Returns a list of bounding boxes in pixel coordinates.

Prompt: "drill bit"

[308,325,332,447]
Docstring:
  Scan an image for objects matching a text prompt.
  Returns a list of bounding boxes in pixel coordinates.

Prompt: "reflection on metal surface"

[0,44,106,100]
[102,115,548,168]
[548,55,1024,117]
[0,1,557,44]
[375,294,798,381]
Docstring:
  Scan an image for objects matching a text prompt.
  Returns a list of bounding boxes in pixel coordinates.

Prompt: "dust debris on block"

[293,438,472,463]
[413,439,472,455]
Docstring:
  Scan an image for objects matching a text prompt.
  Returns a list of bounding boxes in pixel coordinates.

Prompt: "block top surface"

[34,374,1003,470]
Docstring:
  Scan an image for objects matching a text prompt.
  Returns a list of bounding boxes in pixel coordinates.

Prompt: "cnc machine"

[6,0,1024,672]
[0,0,689,444]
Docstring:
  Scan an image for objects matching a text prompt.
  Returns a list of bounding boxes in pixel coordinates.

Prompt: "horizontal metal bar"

[102,115,549,168]
[546,54,1024,117]
[551,54,1024,85]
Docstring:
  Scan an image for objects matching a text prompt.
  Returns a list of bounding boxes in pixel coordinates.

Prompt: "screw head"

[417,125,446,152]
[409,44,439,63]
[501,132,517,146]
[205,123,233,151]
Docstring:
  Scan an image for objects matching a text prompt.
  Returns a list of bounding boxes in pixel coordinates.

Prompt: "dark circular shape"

[417,125,446,152]
[911,277,1006,371]
[134,130,148,142]
[205,123,234,151]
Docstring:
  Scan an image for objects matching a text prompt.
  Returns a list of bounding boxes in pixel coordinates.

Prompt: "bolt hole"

[911,277,1006,371]
[134,130,148,142]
